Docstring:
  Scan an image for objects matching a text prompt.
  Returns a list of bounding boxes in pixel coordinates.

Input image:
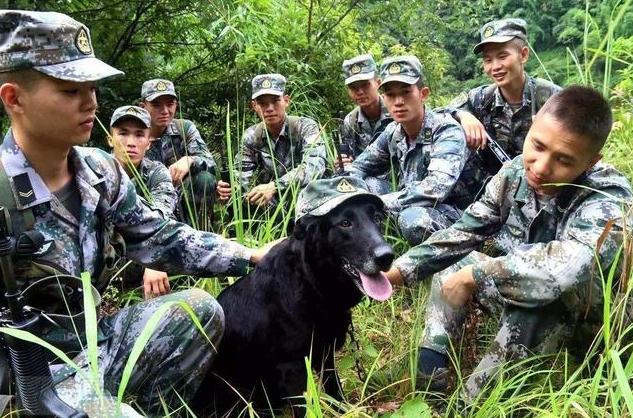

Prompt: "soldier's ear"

[0,82,23,115]
[139,101,147,109]
[419,86,431,101]
[520,46,529,64]
[283,95,291,106]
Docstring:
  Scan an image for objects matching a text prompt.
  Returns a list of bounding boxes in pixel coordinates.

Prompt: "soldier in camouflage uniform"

[448,18,561,166]
[338,54,392,194]
[217,73,326,210]
[140,78,217,226]
[108,105,176,298]
[386,86,632,399]
[0,10,269,416]
[346,56,478,246]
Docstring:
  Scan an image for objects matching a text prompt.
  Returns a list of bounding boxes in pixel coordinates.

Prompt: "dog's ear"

[293,216,317,240]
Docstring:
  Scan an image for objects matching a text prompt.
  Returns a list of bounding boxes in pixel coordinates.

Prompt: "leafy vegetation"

[0,0,632,417]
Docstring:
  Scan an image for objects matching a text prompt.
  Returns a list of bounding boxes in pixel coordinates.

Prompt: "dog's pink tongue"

[359,271,393,301]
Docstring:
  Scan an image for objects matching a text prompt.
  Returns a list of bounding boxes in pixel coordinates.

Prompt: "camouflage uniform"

[340,54,393,160]
[109,105,178,220]
[131,158,178,219]
[142,79,218,224]
[394,156,633,398]
[448,18,562,159]
[341,98,392,161]
[449,75,561,158]
[0,11,252,415]
[236,74,326,200]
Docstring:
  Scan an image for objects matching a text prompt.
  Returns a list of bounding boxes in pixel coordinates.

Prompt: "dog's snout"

[373,245,395,270]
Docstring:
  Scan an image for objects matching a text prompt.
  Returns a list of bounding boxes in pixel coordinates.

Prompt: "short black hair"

[539,85,612,152]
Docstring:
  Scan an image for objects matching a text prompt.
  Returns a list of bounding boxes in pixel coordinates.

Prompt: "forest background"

[3,0,633,169]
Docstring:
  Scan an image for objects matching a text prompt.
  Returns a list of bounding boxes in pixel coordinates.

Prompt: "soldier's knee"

[177,288,225,331]
[397,207,435,245]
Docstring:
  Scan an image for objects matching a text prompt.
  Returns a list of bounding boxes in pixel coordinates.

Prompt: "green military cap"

[295,177,383,221]
[0,10,123,81]
[342,54,377,85]
[473,18,527,54]
[141,78,177,101]
[110,105,151,128]
[379,55,425,87]
[251,73,286,99]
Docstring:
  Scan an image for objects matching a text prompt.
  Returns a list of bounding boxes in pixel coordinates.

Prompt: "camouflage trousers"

[53,289,224,417]
[364,176,392,196]
[396,204,462,246]
[178,170,217,226]
[421,251,602,400]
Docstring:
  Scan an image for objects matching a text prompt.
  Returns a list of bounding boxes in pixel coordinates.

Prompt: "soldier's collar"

[515,169,581,212]
[493,74,531,109]
[0,130,52,209]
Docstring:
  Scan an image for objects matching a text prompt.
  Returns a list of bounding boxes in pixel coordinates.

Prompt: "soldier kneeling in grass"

[385,86,633,399]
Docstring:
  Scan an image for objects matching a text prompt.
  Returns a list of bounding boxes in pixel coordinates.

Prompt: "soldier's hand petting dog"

[143,268,171,299]
[246,181,277,206]
[441,265,475,306]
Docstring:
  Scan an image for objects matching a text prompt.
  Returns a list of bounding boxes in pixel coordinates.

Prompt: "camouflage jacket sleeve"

[340,111,356,153]
[235,128,259,191]
[381,122,468,212]
[346,126,392,179]
[471,192,628,308]
[146,163,178,220]
[277,118,326,189]
[179,120,217,174]
[394,165,508,285]
[107,158,251,276]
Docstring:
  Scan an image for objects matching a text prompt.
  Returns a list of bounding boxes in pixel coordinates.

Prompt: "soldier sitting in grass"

[385,86,633,400]
[337,54,393,194]
[346,55,480,246]
[108,105,176,298]
[140,78,217,226]
[0,10,269,415]
[216,74,326,210]
[448,18,561,174]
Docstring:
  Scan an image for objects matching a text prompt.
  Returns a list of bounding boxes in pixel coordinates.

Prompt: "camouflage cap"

[252,73,286,99]
[342,54,377,85]
[473,18,527,54]
[379,55,425,87]
[141,78,177,102]
[295,177,383,222]
[0,10,123,81]
[110,105,151,128]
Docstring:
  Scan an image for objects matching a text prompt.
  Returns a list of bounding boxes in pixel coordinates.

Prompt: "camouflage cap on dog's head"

[0,10,123,81]
[110,105,151,128]
[141,78,177,102]
[252,73,286,99]
[342,54,377,85]
[379,55,425,87]
[295,177,383,221]
[473,18,527,54]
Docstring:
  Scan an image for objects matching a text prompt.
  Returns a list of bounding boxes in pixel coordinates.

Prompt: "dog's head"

[293,189,394,302]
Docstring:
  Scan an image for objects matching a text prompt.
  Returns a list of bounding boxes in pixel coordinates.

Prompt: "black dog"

[192,195,394,417]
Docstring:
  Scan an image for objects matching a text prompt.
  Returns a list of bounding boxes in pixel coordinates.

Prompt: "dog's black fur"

[192,196,394,417]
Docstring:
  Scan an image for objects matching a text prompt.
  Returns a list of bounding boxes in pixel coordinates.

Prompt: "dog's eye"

[339,219,352,228]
